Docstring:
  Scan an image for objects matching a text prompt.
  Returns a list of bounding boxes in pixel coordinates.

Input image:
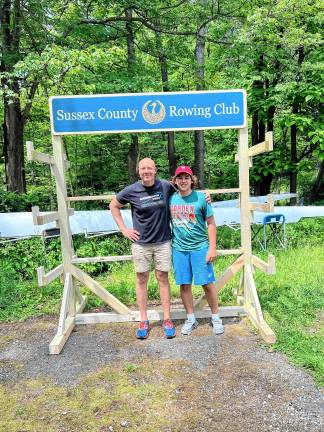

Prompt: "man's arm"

[109,197,140,242]
[206,215,217,263]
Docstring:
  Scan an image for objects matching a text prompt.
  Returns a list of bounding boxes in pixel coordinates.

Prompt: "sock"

[212,313,221,321]
[187,313,196,322]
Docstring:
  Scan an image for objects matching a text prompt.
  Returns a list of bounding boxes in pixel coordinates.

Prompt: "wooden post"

[238,127,252,262]
[50,135,77,353]
[238,128,276,343]
[52,135,73,269]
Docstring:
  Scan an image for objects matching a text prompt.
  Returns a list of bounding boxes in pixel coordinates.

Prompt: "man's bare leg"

[136,271,150,321]
[155,270,171,320]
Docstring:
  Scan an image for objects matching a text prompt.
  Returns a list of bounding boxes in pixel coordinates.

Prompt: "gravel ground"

[0,315,323,432]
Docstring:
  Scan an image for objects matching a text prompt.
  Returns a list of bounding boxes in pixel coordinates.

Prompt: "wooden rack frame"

[26,126,276,354]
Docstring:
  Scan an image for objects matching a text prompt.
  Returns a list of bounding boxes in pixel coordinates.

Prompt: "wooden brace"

[37,264,64,286]
[235,131,273,162]
[194,254,245,310]
[249,194,274,213]
[252,254,276,274]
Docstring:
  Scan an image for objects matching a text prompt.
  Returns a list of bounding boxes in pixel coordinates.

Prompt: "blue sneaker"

[136,320,150,339]
[163,319,176,338]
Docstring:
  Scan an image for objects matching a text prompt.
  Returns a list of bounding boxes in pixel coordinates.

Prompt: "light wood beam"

[37,264,64,287]
[71,265,130,314]
[26,141,54,165]
[201,188,241,194]
[252,254,276,275]
[194,254,245,310]
[67,195,115,202]
[72,255,132,264]
[235,131,273,161]
[75,306,246,324]
[249,194,274,213]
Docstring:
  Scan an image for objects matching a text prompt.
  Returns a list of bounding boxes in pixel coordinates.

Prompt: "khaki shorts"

[131,241,171,273]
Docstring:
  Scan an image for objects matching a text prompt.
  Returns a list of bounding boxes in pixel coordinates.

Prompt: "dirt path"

[0,316,323,432]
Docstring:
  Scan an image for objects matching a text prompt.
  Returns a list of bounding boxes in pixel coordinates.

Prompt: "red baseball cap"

[174,165,193,177]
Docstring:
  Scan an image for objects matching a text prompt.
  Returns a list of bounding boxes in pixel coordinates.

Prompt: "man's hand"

[121,228,140,242]
[206,248,216,263]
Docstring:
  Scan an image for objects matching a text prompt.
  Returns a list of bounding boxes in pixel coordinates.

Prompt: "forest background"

[0,0,323,210]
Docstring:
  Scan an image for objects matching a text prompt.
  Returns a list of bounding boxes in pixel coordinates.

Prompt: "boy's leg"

[180,283,198,335]
[180,283,194,314]
[202,282,219,314]
[191,248,224,334]
[173,249,197,335]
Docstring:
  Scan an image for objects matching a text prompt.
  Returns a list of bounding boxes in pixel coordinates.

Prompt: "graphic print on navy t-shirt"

[139,191,164,208]
[170,204,197,230]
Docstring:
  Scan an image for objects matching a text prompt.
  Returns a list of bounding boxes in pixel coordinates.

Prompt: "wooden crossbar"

[249,194,274,213]
[71,250,242,265]
[235,131,273,162]
[66,195,114,202]
[72,255,132,264]
[202,188,241,194]
[32,206,74,225]
[26,141,54,165]
[37,264,63,286]
[252,254,275,274]
[70,265,130,314]
[75,306,246,324]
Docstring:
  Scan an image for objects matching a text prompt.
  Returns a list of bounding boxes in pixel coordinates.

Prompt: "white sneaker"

[181,319,199,335]
[211,317,224,335]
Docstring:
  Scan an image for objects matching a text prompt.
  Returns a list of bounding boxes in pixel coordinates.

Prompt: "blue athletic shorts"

[172,247,216,286]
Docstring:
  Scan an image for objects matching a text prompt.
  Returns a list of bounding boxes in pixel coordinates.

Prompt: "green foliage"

[0,259,62,321]
[254,245,324,385]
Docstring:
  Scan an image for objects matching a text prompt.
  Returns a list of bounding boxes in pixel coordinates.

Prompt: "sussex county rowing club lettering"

[55,102,240,122]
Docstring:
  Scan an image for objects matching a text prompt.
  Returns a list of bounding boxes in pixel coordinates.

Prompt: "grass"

[254,246,324,386]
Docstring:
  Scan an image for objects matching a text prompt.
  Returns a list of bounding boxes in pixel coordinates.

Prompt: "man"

[109,157,176,339]
[170,165,224,335]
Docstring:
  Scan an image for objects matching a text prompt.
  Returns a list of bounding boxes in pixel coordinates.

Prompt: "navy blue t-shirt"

[116,179,175,245]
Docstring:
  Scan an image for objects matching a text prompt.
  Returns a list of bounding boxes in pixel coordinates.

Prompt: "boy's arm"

[109,196,140,242]
[206,215,217,263]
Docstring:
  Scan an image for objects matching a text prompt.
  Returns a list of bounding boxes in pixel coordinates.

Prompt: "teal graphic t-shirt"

[170,190,214,251]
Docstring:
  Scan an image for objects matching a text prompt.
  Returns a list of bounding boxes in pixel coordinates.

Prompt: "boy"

[170,165,224,335]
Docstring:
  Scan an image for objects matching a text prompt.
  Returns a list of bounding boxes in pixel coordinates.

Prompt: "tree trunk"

[251,55,273,196]
[251,113,259,145]
[127,137,139,183]
[289,47,305,205]
[193,24,207,188]
[1,0,26,193]
[3,90,25,192]
[290,104,298,205]
[310,160,324,203]
[125,8,139,183]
